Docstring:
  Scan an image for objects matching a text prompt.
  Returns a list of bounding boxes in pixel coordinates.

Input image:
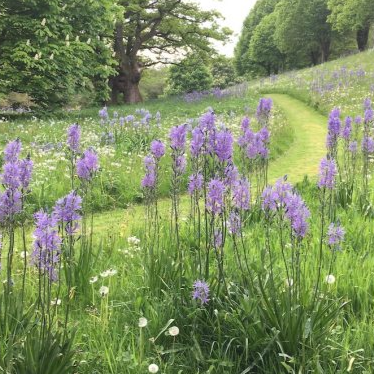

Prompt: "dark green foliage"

[167,56,213,95]
[0,0,117,109]
[210,56,239,89]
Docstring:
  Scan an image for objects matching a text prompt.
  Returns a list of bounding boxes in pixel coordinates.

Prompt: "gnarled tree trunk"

[110,22,143,105]
[110,60,143,104]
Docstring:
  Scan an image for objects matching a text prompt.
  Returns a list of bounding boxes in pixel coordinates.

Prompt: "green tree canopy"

[234,0,280,76]
[167,55,213,95]
[249,12,284,75]
[0,0,118,108]
[111,0,230,104]
[327,0,374,50]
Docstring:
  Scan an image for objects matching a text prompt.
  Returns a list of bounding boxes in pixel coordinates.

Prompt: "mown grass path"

[267,94,327,183]
[95,94,328,232]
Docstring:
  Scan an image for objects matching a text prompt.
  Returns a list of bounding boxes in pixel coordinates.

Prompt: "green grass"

[3,49,374,374]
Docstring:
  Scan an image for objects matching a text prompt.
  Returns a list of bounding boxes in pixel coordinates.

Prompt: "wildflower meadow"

[1,0,374,372]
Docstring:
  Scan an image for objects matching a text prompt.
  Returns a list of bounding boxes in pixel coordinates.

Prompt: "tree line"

[234,0,374,77]
[0,0,229,108]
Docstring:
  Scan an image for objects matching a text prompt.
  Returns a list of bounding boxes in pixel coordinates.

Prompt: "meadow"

[1,50,374,374]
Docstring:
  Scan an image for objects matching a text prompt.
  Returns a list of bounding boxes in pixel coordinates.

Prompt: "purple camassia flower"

[327,222,345,247]
[192,279,210,305]
[0,189,22,223]
[213,229,223,248]
[77,149,99,181]
[31,211,61,281]
[241,117,251,131]
[19,157,33,189]
[150,140,165,159]
[190,127,205,158]
[206,179,225,215]
[188,173,203,195]
[238,128,255,148]
[256,98,273,123]
[1,162,21,189]
[175,155,187,174]
[99,106,108,119]
[215,130,233,162]
[3,139,21,163]
[224,162,239,188]
[141,155,156,189]
[141,172,156,188]
[125,115,135,123]
[355,116,362,125]
[262,178,292,211]
[327,107,341,150]
[348,141,358,153]
[259,126,270,143]
[285,193,310,238]
[364,108,373,124]
[228,211,242,235]
[232,178,250,211]
[67,124,81,153]
[318,158,337,189]
[170,124,187,151]
[341,117,352,140]
[362,136,374,153]
[199,111,215,131]
[364,98,372,110]
[53,191,82,234]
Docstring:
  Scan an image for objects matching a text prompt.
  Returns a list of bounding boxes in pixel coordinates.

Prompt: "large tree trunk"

[110,61,143,104]
[110,22,143,105]
[357,24,370,52]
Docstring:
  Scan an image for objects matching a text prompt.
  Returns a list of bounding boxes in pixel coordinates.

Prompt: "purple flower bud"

[206,179,225,215]
[175,155,187,174]
[341,117,352,140]
[0,189,22,222]
[348,141,358,153]
[3,139,21,163]
[188,173,203,195]
[327,222,345,246]
[318,158,337,189]
[362,136,374,153]
[224,162,239,188]
[228,211,242,235]
[19,157,33,189]
[76,149,99,181]
[232,178,250,211]
[170,125,187,151]
[241,117,250,131]
[31,210,61,281]
[256,98,273,123]
[192,280,209,305]
[190,127,204,158]
[150,140,165,159]
[67,124,81,153]
[215,130,233,162]
[53,191,82,234]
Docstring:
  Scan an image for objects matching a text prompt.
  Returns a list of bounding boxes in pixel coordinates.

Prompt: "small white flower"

[107,268,117,277]
[89,276,98,284]
[138,317,148,328]
[285,278,294,287]
[99,286,109,297]
[325,274,336,284]
[51,298,61,306]
[148,364,159,373]
[168,326,179,336]
[100,270,110,278]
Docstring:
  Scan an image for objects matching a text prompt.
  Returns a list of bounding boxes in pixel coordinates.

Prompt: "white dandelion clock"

[325,274,336,284]
[168,326,179,337]
[138,317,148,328]
[99,286,109,297]
[148,364,159,373]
